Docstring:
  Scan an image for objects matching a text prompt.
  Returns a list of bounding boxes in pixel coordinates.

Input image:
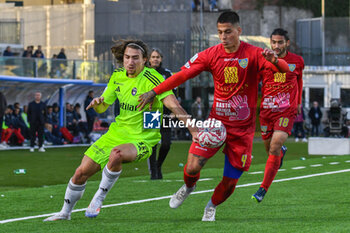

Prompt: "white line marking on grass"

[310,164,323,167]
[291,166,306,170]
[278,169,286,172]
[1,169,350,224]
[133,178,213,183]
[248,171,263,174]
[345,160,350,163]
[329,162,340,165]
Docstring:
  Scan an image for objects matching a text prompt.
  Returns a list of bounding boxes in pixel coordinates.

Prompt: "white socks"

[91,166,122,203]
[61,179,86,215]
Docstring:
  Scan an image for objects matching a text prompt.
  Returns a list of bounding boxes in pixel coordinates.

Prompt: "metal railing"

[0,57,114,83]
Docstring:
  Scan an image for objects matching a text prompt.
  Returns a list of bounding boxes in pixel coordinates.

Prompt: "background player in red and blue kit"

[252,28,305,202]
[138,11,289,221]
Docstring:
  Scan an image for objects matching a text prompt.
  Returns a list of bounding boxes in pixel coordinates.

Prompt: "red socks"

[211,176,238,206]
[261,154,282,191]
[183,164,200,188]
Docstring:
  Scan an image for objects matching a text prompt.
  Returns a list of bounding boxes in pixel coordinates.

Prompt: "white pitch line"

[1,168,350,224]
[133,178,213,183]
[248,171,263,174]
[310,164,323,167]
[329,162,340,165]
[291,166,306,170]
[345,160,350,163]
[278,169,286,172]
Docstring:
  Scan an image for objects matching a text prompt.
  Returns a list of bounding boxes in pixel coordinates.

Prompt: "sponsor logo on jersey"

[224,58,238,62]
[143,110,161,129]
[120,102,138,112]
[114,81,124,85]
[288,64,296,72]
[184,62,190,69]
[190,53,198,63]
[238,58,248,68]
[131,87,137,96]
[115,86,120,92]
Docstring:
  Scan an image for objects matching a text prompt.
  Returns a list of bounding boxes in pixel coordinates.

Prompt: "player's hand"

[262,48,278,64]
[137,90,156,111]
[86,96,104,110]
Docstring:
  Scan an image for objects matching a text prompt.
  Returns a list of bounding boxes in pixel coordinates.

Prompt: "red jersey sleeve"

[153,50,210,95]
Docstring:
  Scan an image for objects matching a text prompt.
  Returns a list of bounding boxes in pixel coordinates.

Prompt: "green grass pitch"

[0,140,349,232]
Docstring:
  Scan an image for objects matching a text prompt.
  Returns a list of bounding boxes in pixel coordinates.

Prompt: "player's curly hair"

[111,39,149,65]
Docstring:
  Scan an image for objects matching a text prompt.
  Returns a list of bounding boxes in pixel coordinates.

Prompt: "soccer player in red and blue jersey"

[252,28,305,202]
[138,11,289,221]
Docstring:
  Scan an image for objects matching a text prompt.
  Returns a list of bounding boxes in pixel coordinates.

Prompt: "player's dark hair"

[271,28,290,41]
[111,39,149,65]
[217,11,240,25]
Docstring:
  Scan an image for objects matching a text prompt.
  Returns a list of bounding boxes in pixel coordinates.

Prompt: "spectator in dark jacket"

[84,90,97,134]
[28,92,46,152]
[308,101,323,136]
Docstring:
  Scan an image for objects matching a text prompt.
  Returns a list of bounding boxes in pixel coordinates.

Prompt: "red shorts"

[189,126,254,172]
[260,114,296,140]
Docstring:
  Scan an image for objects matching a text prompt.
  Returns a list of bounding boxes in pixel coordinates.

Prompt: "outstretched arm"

[162,94,198,143]
[138,70,191,110]
[85,96,110,114]
[261,48,289,73]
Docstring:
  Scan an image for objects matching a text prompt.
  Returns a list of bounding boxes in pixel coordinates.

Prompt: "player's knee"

[185,163,200,175]
[109,147,123,166]
[269,144,282,156]
[72,167,88,184]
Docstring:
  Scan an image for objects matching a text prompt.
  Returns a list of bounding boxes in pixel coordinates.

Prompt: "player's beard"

[274,47,286,57]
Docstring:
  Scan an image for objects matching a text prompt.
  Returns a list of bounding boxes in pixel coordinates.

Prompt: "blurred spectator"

[23,46,34,76]
[193,0,200,11]
[34,51,47,77]
[57,48,67,59]
[52,103,60,125]
[2,106,24,146]
[57,48,67,76]
[73,103,89,143]
[21,105,30,139]
[308,101,323,136]
[293,105,307,142]
[191,96,205,121]
[3,46,14,65]
[28,92,46,152]
[148,48,174,179]
[66,102,78,135]
[13,107,29,140]
[33,45,45,58]
[22,45,34,57]
[3,46,13,56]
[14,102,21,112]
[0,92,7,148]
[84,90,98,134]
[44,105,62,145]
[208,0,218,11]
[50,54,60,78]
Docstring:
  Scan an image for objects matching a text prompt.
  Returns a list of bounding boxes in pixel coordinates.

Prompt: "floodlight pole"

[321,0,326,66]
